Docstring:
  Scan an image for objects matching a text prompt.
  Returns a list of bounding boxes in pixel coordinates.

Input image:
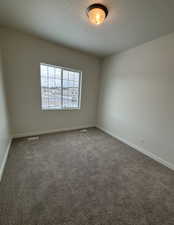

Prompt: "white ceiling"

[0,0,174,57]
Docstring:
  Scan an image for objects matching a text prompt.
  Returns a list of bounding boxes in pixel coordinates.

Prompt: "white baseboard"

[97,125,174,171]
[13,125,95,138]
[0,138,12,182]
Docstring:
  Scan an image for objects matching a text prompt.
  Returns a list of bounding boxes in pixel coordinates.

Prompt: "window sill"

[41,107,81,111]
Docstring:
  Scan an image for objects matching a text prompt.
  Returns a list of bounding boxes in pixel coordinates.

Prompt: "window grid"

[40,63,81,110]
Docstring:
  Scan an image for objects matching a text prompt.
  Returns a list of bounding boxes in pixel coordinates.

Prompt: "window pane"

[63,70,68,80]
[40,64,61,109]
[69,72,74,80]
[40,64,81,110]
[74,73,80,82]
[62,70,80,108]
[55,68,61,79]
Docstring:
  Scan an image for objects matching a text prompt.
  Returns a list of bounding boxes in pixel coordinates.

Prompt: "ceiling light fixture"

[87,3,108,25]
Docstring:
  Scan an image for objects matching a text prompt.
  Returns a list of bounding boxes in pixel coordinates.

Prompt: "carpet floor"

[0,128,174,225]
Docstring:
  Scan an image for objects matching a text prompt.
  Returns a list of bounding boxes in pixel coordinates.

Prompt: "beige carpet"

[0,128,174,225]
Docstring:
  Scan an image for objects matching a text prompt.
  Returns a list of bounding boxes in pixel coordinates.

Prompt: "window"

[40,63,82,110]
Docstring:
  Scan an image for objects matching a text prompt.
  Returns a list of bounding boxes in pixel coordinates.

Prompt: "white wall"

[0,28,100,137]
[97,32,174,169]
[0,48,11,180]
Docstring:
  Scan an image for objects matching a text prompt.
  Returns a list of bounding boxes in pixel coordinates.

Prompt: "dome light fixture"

[87,3,108,25]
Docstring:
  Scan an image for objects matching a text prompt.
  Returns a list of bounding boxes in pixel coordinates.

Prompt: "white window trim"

[40,63,82,111]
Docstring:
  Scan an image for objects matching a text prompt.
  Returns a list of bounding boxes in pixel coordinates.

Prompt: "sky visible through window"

[40,64,81,110]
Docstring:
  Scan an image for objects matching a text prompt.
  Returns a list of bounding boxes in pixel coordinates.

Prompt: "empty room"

[0,0,174,225]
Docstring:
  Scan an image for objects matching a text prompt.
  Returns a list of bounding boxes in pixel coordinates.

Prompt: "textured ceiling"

[0,0,174,57]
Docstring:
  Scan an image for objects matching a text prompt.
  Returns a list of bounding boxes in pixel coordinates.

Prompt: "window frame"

[40,63,82,111]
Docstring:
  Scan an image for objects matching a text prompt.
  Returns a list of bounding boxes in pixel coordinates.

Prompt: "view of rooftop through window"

[40,63,81,110]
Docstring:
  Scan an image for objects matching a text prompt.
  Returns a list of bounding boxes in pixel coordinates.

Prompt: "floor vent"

[27,136,39,141]
[80,129,88,133]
